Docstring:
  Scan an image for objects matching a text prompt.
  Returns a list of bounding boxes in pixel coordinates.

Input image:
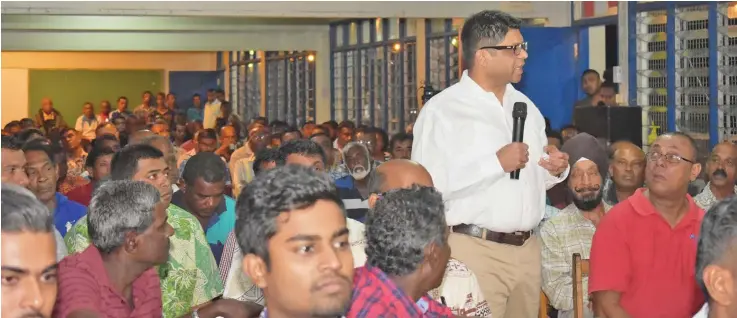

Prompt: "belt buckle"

[513,231,523,236]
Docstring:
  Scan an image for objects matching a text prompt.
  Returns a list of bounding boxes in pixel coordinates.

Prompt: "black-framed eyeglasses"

[646,152,696,165]
[479,42,528,56]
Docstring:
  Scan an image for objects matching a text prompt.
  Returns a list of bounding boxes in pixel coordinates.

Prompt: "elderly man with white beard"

[334,141,380,222]
[540,133,611,318]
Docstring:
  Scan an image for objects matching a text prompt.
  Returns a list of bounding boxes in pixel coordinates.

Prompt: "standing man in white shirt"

[412,10,570,318]
[203,88,222,129]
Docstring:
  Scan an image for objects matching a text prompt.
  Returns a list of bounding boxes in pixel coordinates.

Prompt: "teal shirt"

[171,191,235,265]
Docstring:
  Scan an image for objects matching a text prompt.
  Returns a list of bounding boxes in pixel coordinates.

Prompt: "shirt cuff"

[545,163,570,190]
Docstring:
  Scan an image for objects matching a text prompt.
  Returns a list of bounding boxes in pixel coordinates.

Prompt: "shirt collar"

[629,188,701,227]
[362,266,437,314]
[698,182,737,201]
[458,70,516,100]
[170,190,225,227]
[259,308,344,318]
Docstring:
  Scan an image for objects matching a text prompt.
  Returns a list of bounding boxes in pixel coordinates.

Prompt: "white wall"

[588,26,607,76]
[2,1,572,26]
[1,52,218,125]
[2,69,30,125]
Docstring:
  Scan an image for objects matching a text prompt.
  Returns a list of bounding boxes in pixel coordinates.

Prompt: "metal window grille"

[675,5,710,160]
[333,51,345,123]
[426,18,460,91]
[265,51,316,125]
[330,19,415,133]
[230,51,260,121]
[636,10,668,152]
[718,3,737,143]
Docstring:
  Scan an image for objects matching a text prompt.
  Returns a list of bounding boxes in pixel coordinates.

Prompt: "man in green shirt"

[65,144,260,317]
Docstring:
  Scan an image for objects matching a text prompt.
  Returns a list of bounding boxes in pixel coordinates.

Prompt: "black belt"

[450,224,531,246]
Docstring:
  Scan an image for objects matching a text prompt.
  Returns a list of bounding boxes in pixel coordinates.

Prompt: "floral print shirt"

[64,204,223,318]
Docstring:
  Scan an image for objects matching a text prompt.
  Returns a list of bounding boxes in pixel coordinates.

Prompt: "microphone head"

[513,102,527,119]
[597,101,607,107]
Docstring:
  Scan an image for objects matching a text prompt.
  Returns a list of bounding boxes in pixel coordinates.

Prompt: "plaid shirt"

[348,266,454,317]
[693,182,737,211]
[539,202,611,314]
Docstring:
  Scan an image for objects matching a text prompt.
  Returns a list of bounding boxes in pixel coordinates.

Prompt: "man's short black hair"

[15,129,45,146]
[375,128,389,152]
[92,134,119,150]
[197,128,218,142]
[309,132,331,141]
[301,121,316,128]
[389,132,413,150]
[546,130,563,144]
[323,120,339,129]
[235,165,344,268]
[21,140,58,165]
[86,146,117,168]
[182,152,227,186]
[253,148,281,176]
[600,81,617,90]
[280,127,303,141]
[461,10,522,70]
[110,144,164,181]
[338,121,355,130]
[1,135,22,150]
[4,121,21,132]
[582,69,600,78]
[251,116,269,126]
[192,93,201,98]
[276,139,327,166]
[20,118,35,126]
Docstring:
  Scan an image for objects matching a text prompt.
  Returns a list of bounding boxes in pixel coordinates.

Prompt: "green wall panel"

[28,70,163,124]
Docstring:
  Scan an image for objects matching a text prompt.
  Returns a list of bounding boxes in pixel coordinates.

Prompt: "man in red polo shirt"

[590,132,706,318]
[54,180,174,318]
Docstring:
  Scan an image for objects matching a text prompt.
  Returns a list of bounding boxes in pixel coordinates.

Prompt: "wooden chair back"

[572,253,590,318]
[539,291,549,318]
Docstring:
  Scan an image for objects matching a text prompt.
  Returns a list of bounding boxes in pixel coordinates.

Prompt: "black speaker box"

[573,106,643,148]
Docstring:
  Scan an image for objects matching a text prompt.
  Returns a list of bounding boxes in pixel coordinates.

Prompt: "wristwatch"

[192,309,200,318]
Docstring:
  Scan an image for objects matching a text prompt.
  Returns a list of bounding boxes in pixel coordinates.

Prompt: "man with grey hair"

[348,185,454,316]
[64,144,259,318]
[1,183,59,318]
[412,10,570,317]
[693,196,737,318]
[54,181,173,317]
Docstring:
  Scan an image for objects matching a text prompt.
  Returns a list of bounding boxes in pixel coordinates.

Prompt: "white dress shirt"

[412,71,568,233]
[75,115,100,140]
[203,100,221,129]
[692,304,707,318]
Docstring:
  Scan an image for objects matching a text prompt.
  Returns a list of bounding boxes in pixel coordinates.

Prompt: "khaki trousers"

[448,232,541,318]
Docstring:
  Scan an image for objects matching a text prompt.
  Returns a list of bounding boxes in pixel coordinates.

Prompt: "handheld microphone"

[511,102,527,180]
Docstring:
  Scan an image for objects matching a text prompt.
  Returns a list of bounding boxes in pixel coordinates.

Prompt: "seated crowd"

[4,85,737,317]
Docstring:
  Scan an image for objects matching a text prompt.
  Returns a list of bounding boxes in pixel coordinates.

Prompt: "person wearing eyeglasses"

[590,132,706,318]
[411,10,570,318]
[694,142,737,210]
[230,125,272,199]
